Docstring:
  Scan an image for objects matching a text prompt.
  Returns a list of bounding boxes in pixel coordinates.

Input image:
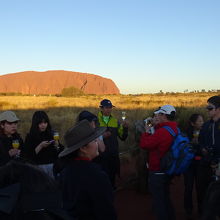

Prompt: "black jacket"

[23,131,63,165]
[0,133,24,166]
[199,119,220,160]
[60,159,117,220]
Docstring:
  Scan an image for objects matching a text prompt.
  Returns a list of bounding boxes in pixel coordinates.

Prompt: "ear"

[79,145,88,155]
[190,121,195,127]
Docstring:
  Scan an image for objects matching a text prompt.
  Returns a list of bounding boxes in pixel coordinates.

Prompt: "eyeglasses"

[206,106,215,111]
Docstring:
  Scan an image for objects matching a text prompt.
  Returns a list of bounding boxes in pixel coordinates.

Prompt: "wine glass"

[193,130,200,138]
[121,111,126,121]
[12,140,20,149]
[53,131,59,141]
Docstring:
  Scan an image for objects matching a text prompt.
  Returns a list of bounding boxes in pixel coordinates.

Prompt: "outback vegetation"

[0,92,218,152]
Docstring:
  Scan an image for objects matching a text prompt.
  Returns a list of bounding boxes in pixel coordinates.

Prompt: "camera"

[144,117,153,127]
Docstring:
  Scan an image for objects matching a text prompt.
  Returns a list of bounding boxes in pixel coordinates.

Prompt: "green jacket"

[97,111,128,155]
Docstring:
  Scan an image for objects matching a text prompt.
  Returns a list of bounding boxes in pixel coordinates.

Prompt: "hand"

[121,120,129,128]
[35,141,51,154]
[40,141,51,148]
[9,148,20,157]
[144,124,152,133]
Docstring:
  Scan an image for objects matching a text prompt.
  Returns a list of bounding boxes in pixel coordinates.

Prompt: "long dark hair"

[29,111,52,138]
[186,113,203,140]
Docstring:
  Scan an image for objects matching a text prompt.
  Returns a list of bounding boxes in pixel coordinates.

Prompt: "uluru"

[0,70,120,95]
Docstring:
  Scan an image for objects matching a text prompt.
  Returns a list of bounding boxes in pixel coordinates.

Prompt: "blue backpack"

[160,126,195,175]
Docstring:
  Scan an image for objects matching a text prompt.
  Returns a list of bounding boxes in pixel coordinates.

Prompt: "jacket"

[140,121,178,171]
[60,159,117,220]
[97,111,128,155]
[0,133,24,166]
[23,131,62,165]
[199,118,220,160]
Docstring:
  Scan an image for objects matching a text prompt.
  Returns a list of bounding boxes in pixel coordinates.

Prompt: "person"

[139,105,177,220]
[77,110,105,153]
[23,111,63,178]
[0,160,70,220]
[0,111,23,166]
[134,114,157,193]
[183,113,204,217]
[59,119,117,220]
[198,95,220,216]
[97,99,128,188]
[202,180,220,220]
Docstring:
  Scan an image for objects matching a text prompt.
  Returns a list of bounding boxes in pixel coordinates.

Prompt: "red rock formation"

[0,70,120,95]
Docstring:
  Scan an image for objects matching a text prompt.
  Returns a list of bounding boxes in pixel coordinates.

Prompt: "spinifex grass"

[0,92,218,152]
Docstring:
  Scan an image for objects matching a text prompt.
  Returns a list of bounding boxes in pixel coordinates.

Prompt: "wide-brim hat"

[0,111,20,122]
[59,119,106,158]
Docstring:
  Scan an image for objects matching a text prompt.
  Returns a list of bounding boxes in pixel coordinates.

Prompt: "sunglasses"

[206,106,215,111]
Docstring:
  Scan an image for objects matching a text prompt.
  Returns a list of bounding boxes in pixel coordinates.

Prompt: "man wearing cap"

[197,95,220,215]
[140,105,177,220]
[59,120,117,220]
[0,111,23,166]
[97,99,128,188]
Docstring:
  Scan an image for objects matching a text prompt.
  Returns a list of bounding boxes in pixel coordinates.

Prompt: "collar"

[74,157,91,161]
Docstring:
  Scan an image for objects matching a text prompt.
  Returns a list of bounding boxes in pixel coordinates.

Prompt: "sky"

[0,0,219,94]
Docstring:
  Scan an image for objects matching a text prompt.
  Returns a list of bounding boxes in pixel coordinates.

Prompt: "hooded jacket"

[140,121,178,171]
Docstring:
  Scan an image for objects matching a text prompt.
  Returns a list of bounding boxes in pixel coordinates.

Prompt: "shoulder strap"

[163,126,178,137]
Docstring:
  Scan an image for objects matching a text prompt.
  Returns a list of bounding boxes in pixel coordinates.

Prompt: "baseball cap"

[99,99,115,108]
[0,111,20,122]
[154,105,176,115]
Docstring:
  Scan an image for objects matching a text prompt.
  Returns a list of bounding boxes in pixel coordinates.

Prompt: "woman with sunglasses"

[0,111,23,166]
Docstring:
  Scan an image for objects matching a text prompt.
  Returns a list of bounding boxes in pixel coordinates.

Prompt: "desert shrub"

[61,86,84,96]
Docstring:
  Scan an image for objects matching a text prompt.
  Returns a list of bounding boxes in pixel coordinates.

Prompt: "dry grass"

[0,92,218,152]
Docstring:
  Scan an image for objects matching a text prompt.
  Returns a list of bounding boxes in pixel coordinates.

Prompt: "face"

[89,121,96,128]
[1,121,18,136]
[80,139,99,159]
[191,115,204,130]
[38,121,48,132]
[154,113,166,124]
[206,102,220,120]
[101,106,112,116]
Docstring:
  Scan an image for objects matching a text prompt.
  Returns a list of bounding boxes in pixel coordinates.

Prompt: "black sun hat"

[58,120,106,158]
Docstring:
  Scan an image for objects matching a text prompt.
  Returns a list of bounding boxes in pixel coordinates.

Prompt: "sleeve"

[139,132,159,150]
[117,122,128,141]
[198,124,207,149]
[140,128,173,151]
[23,134,38,162]
[89,171,117,220]
[0,141,11,166]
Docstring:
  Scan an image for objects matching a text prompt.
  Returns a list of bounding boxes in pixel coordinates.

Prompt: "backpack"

[160,126,195,175]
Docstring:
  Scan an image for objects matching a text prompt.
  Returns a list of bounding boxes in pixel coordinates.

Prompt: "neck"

[4,132,12,137]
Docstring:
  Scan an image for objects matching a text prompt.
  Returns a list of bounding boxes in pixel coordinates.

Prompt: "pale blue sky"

[0,0,219,94]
